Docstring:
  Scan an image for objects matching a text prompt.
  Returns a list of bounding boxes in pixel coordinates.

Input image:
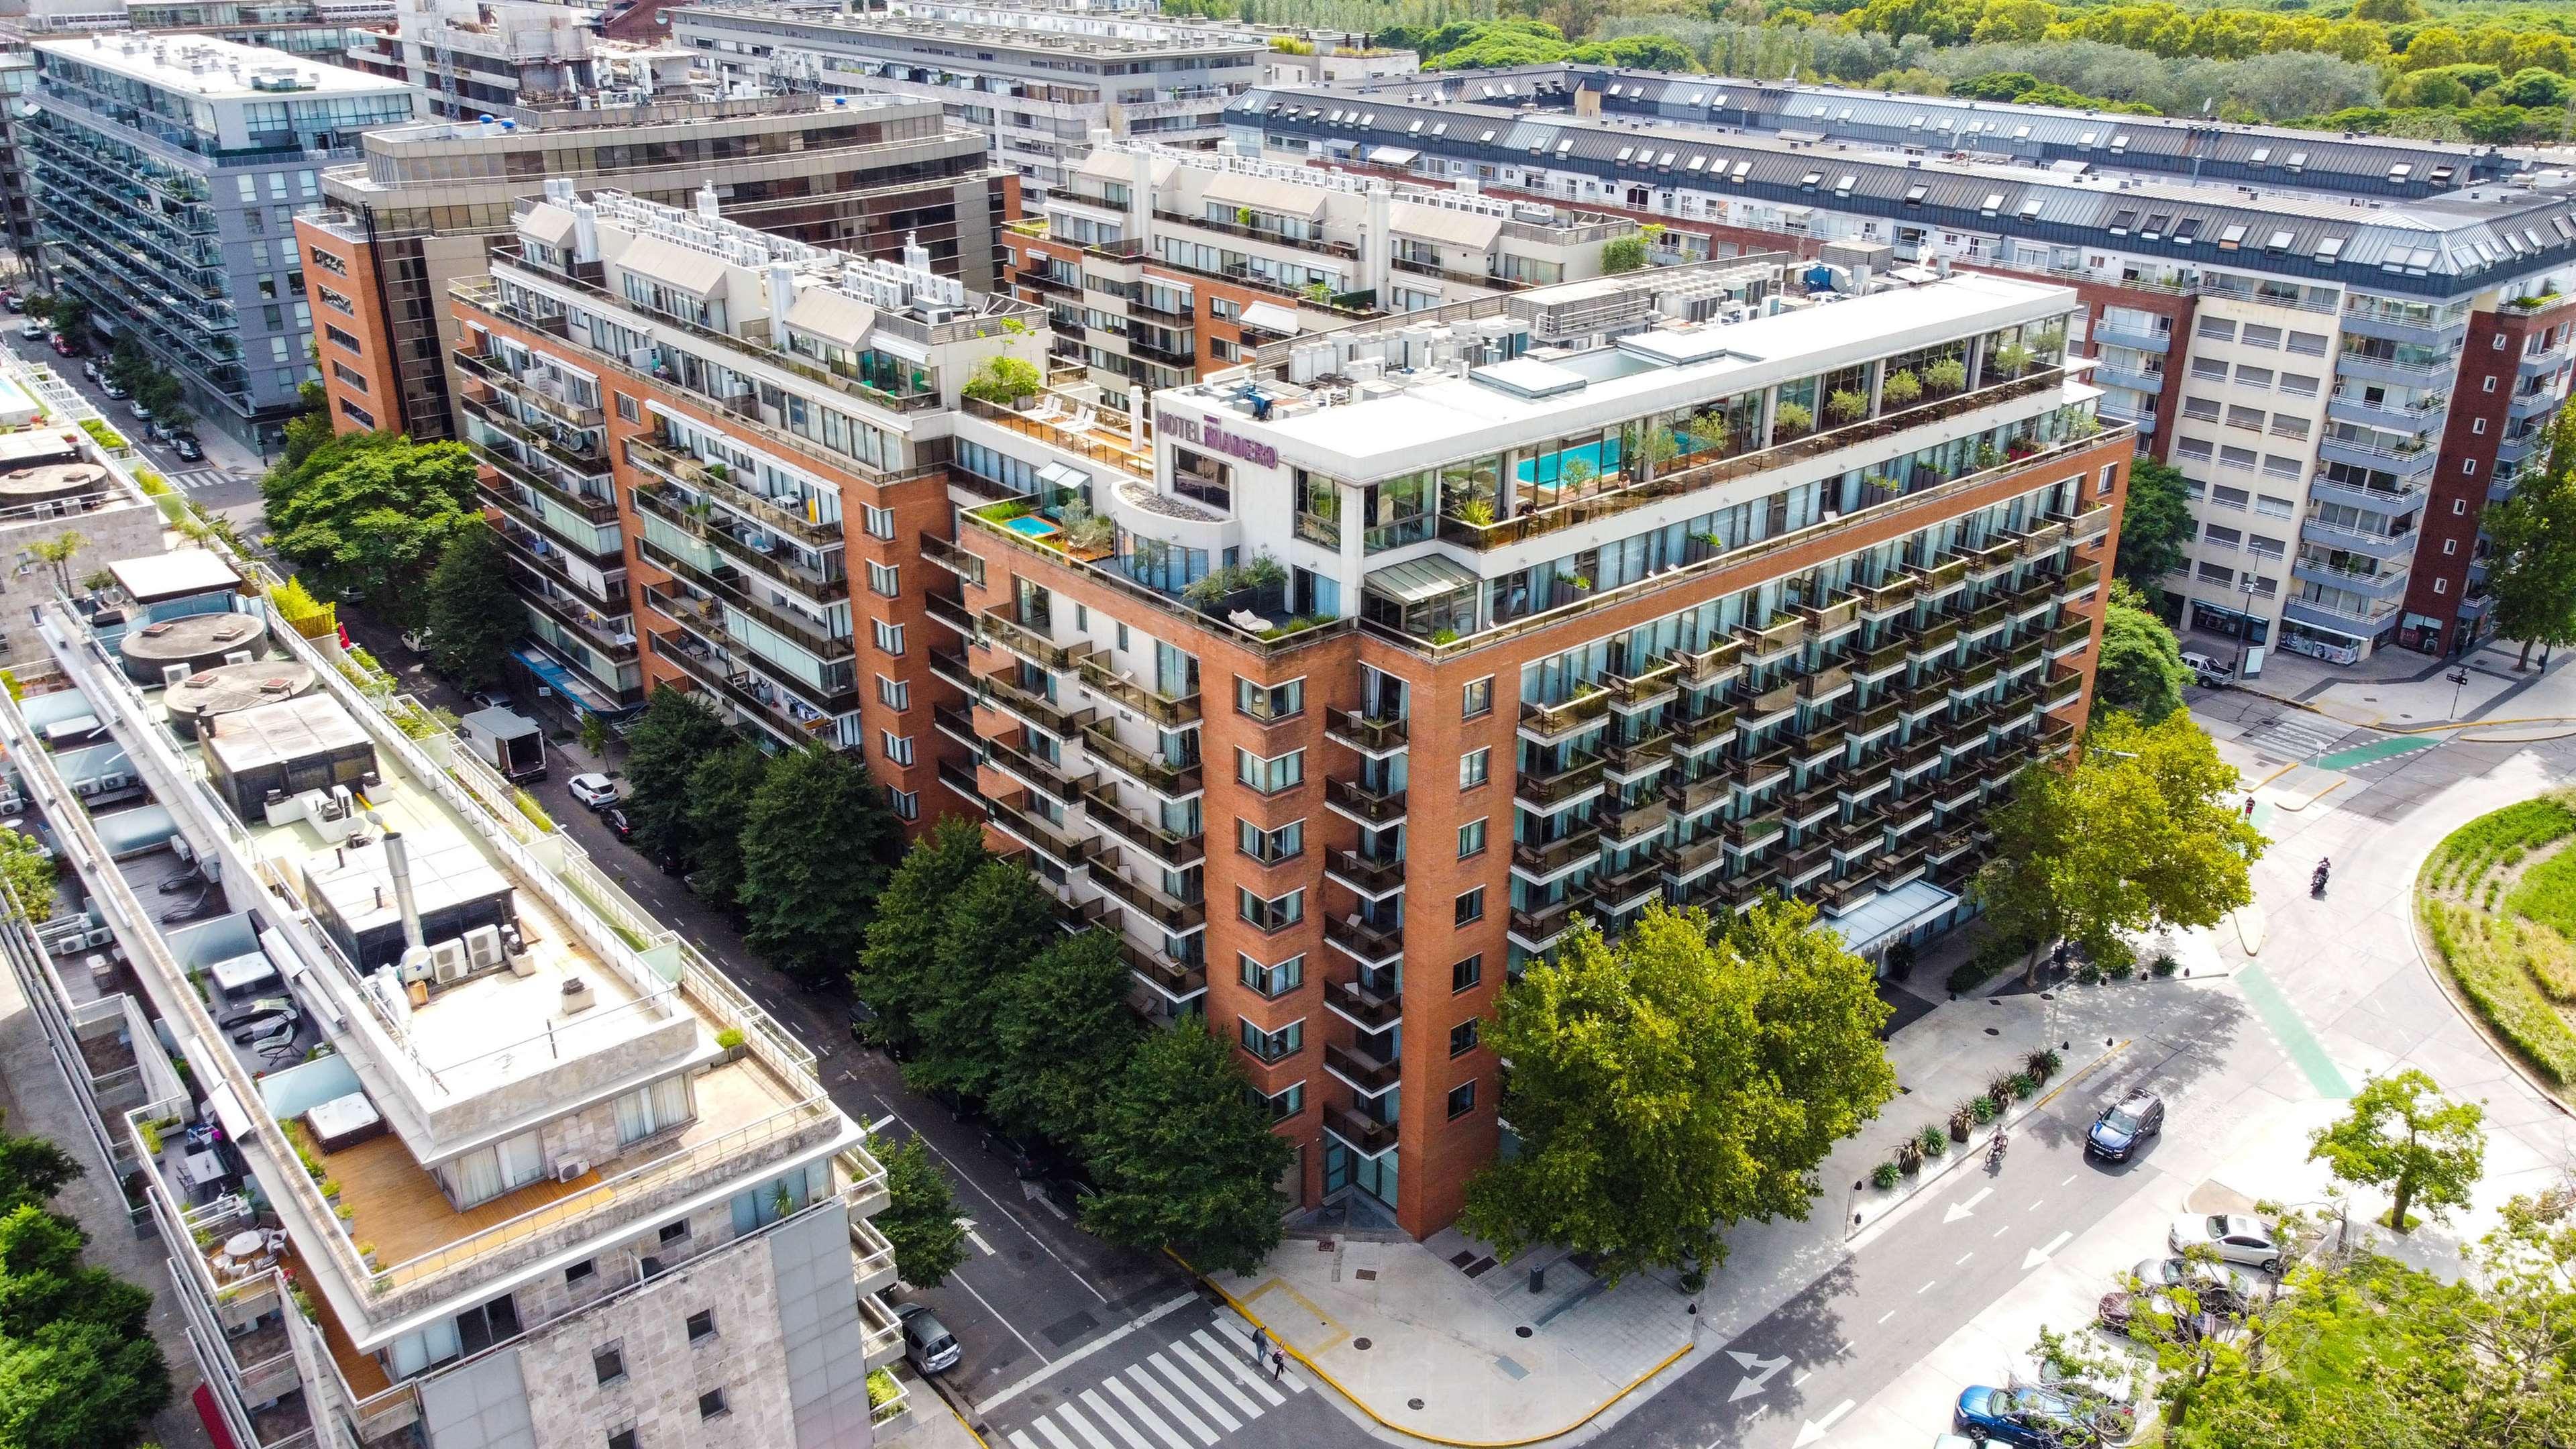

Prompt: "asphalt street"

[327,612,1196,1419]
[3,330,267,513]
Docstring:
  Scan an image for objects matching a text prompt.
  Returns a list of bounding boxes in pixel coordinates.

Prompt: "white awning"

[519,202,579,250]
[1369,145,1419,166]
[784,287,876,348]
[1366,553,1478,606]
[205,1079,254,1141]
[1391,202,1503,252]
[612,235,728,298]
[1036,461,1091,492]
[1201,171,1329,222]
[1240,301,1300,335]
[1820,878,1958,957]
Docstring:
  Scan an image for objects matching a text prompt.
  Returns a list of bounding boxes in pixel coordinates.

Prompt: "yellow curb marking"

[1237,1277,1350,1356]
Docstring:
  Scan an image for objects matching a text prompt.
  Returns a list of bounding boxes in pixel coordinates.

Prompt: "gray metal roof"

[1231,85,2576,298]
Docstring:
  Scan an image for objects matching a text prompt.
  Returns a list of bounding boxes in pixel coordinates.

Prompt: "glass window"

[1458,819,1487,858]
[1238,1016,1303,1061]
[1462,676,1493,717]
[1238,818,1304,863]
[1460,748,1489,788]
[1238,952,1303,996]
[1455,888,1485,925]
[1447,1081,1477,1119]
[1450,1019,1480,1055]
[1452,955,1483,992]
[1236,747,1305,794]
[1236,676,1304,720]
[1239,887,1303,932]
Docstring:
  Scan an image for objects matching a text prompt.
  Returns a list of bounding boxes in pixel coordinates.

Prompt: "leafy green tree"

[1082,1016,1295,1276]
[680,744,767,914]
[2483,407,2576,670]
[1462,900,1896,1285]
[423,515,524,691]
[619,686,736,867]
[875,1138,968,1289]
[262,436,480,629]
[1601,235,1650,274]
[1978,710,2265,980]
[25,534,83,600]
[738,746,901,986]
[2096,580,2192,724]
[2115,455,2193,598]
[851,818,989,1053]
[990,929,1140,1144]
[906,860,1060,1099]
[0,1174,168,1449]
[0,1114,78,1216]
[2308,1069,2486,1231]
[0,832,54,926]
[278,381,334,474]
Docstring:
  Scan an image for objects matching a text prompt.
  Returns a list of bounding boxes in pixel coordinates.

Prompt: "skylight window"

[2389,163,2412,180]
[1904,184,1929,205]
[2248,147,2270,165]
[2265,229,2293,252]
[2316,235,2345,260]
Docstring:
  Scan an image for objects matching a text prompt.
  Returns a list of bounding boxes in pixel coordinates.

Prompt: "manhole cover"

[1354,1269,1376,1281]
[1409,1399,1425,1411]
[1984,1027,2000,1036]
[1354,1338,1372,1350]
[1515,1326,1532,1338]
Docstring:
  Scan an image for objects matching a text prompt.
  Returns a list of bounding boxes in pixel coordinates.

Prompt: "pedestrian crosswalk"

[1005,1328,1305,1449]
[2239,711,2360,764]
[167,468,230,492]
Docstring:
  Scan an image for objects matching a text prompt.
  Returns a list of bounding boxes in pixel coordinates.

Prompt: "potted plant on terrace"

[1925,357,1968,395]
[1827,388,1870,425]
[1882,369,1923,408]
[1771,400,1814,443]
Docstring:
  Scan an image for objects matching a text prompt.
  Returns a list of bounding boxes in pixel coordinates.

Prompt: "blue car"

[2085,1089,2165,1163]
[1954,1385,2084,1446]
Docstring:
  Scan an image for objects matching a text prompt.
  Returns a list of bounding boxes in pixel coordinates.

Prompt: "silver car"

[2129,1256,2256,1312]
[2167,1213,2283,1275]
[895,1301,959,1375]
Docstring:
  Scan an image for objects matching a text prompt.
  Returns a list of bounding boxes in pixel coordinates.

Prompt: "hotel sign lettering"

[1159,411,1279,469]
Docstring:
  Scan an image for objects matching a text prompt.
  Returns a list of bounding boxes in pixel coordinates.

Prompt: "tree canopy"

[737,745,903,985]
[2308,1069,2486,1232]
[680,743,769,916]
[989,929,1142,1144]
[423,515,525,691]
[0,1113,168,1449]
[2483,407,2576,670]
[851,818,990,1055]
[1462,899,1895,1284]
[1081,1018,1296,1277]
[875,1137,968,1290]
[262,433,480,630]
[1978,709,2265,971]
[2096,579,2192,725]
[904,859,1063,1099]
[2114,456,2193,600]
[0,833,55,926]
[619,686,737,868]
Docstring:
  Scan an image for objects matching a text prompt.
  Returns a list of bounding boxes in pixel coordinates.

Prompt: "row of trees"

[2480,407,2576,672]
[852,820,1295,1275]
[620,687,906,979]
[0,1112,170,1449]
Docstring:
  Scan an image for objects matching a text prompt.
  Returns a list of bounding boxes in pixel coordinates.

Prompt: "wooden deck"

[282,1242,389,1399]
[322,1134,602,1282]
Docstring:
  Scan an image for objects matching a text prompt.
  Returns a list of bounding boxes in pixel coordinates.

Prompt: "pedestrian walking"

[1246,1324,1264,1362]
[1269,1350,1285,1381]
[2243,796,2255,818]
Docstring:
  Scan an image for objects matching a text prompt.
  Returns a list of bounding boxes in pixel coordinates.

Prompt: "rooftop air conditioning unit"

[556,1158,588,1183]
[429,937,470,984]
[162,664,192,687]
[464,924,504,969]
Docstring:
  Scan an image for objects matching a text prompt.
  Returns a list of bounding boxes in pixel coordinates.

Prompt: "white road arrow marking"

[2022,1230,2074,1270]
[1726,1350,1792,1402]
[1793,1399,1857,1447]
[1944,1187,1994,1224]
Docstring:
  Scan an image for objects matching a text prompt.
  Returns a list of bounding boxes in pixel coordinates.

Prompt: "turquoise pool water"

[1004,515,1059,539]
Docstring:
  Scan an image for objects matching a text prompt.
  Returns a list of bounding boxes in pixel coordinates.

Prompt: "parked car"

[2084,1091,2165,1163]
[169,435,203,462]
[2180,650,2232,687]
[895,1302,960,1375]
[1038,1171,1097,1220]
[2169,1214,2284,1275]
[2007,1360,2139,1444]
[3,293,21,313]
[127,400,152,422]
[80,360,99,382]
[2129,1256,2257,1314]
[468,689,513,712]
[49,333,76,357]
[1953,1386,2085,1447]
[567,772,620,810]
[600,806,635,841]
[99,378,125,399]
[981,1130,1063,1181]
[2100,1287,2241,1348]
[18,319,43,340]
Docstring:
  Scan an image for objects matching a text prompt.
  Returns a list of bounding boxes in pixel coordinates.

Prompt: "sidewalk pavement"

[1203,960,2212,1446]
[2192,629,2576,733]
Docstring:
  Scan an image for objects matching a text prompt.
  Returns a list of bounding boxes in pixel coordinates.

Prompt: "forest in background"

[1159,0,2576,142]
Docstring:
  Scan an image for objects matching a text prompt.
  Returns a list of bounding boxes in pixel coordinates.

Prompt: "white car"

[2130,1256,2257,1311]
[567,772,619,810]
[17,319,43,340]
[2167,1214,2283,1275]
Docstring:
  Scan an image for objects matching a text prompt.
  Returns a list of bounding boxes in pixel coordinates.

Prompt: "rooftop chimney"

[696,182,720,219]
[383,830,425,952]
